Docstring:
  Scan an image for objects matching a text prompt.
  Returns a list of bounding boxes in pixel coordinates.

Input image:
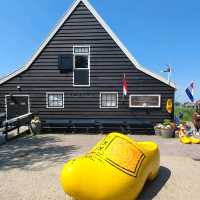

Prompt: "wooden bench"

[1,113,32,141]
[42,119,154,134]
[42,119,99,133]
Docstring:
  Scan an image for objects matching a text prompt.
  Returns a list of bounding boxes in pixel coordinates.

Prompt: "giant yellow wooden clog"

[60,132,160,200]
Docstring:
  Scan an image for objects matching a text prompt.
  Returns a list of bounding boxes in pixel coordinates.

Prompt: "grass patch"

[174,106,195,122]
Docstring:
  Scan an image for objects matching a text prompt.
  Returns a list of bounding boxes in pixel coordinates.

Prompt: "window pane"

[111,94,116,101]
[54,95,58,101]
[111,100,116,107]
[102,100,107,107]
[75,55,88,69]
[102,94,107,101]
[53,101,58,107]
[107,95,112,101]
[74,69,89,85]
[84,48,89,53]
[49,95,54,101]
[49,100,58,107]
[107,100,112,107]
[57,101,63,107]
[57,94,63,101]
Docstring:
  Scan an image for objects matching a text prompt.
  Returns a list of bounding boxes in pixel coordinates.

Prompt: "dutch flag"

[123,73,128,97]
[185,81,195,102]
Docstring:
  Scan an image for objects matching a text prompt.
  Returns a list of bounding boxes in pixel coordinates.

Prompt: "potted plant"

[154,123,163,136]
[30,116,41,135]
[160,119,174,138]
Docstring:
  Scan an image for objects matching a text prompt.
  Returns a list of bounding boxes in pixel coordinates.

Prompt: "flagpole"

[168,71,170,83]
[168,65,171,84]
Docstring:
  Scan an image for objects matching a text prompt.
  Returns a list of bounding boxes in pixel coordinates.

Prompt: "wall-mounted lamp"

[17,85,21,91]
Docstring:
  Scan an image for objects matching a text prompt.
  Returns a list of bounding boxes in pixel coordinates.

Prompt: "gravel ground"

[0,134,200,200]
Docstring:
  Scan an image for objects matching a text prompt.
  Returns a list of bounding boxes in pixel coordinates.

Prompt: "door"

[6,95,30,120]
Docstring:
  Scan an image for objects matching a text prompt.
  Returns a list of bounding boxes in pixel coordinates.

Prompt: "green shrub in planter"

[160,119,174,138]
[163,119,171,127]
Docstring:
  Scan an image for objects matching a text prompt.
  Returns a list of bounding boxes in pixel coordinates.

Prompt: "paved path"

[0,134,200,200]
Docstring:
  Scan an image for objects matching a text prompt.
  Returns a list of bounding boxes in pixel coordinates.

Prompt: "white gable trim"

[0,0,176,88]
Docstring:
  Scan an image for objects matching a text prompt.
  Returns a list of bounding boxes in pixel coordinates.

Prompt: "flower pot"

[161,129,174,138]
[154,129,161,136]
[31,122,41,135]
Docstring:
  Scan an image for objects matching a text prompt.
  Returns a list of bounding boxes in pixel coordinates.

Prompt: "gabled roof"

[0,0,176,88]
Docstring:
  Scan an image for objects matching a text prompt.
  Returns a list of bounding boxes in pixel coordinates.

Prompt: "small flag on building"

[185,81,195,102]
[122,73,128,97]
[161,65,172,83]
[162,65,172,73]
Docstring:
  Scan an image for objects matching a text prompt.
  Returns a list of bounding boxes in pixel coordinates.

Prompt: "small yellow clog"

[190,137,200,144]
[178,126,192,144]
[60,132,160,200]
[180,136,191,144]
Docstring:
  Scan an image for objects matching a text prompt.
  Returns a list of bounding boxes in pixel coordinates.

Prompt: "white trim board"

[0,0,175,89]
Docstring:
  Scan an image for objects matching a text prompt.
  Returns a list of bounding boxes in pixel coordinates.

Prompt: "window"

[129,95,161,108]
[73,46,90,86]
[5,95,30,121]
[58,55,73,72]
[100,92,118,108]
[46,92,64,108]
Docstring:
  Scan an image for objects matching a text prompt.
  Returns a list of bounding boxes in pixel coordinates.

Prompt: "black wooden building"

[0,0,175,133]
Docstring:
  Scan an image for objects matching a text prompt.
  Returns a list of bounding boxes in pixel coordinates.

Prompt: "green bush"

[174,106,195,122]
[163,119,171,126]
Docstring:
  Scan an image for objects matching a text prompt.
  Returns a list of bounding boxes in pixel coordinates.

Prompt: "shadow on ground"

[0,135,80,171]
[138,166,171,200]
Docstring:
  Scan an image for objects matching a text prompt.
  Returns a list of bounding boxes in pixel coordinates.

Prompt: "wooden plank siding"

[0,2,175,126]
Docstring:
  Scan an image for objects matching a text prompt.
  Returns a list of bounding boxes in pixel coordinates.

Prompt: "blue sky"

[0,0,200,102]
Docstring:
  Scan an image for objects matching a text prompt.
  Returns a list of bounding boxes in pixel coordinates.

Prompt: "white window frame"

[73,45,90,87]
[46,92,64,109]
[99,92,118,109]
[129,94,161,108]
[5,94,31,121]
